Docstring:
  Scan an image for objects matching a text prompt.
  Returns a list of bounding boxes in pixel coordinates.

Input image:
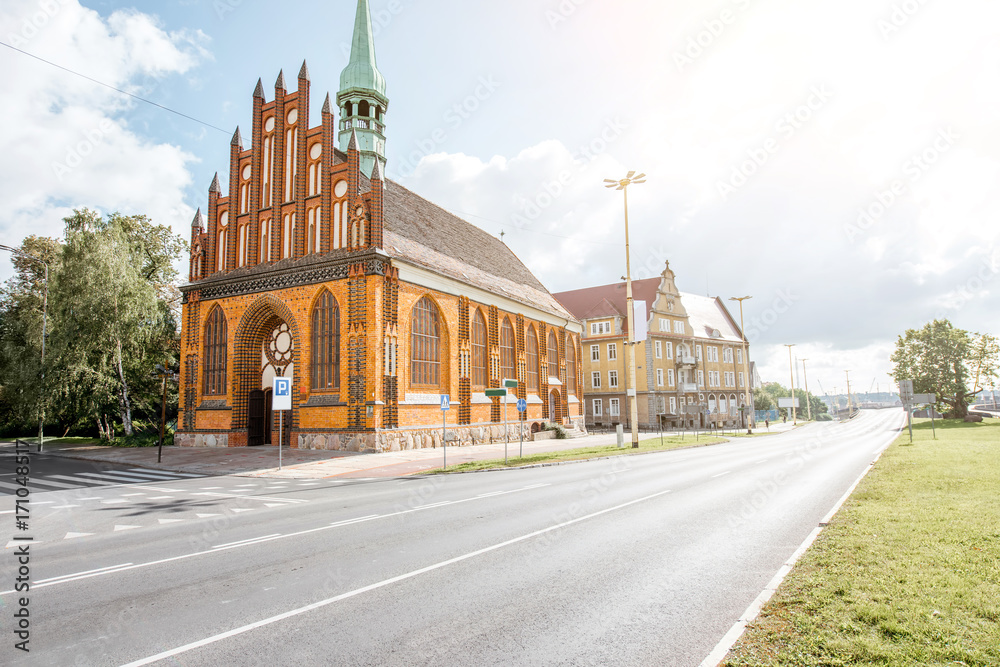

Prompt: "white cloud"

[0,0,207,277]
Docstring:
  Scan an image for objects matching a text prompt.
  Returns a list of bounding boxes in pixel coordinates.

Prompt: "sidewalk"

[15,421,801,480]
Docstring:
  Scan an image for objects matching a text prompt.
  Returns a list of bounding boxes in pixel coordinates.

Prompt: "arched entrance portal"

[232,295,300,448]
[549,388,562,423]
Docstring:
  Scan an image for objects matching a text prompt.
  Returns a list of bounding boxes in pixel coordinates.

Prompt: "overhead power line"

[0,40,229,134]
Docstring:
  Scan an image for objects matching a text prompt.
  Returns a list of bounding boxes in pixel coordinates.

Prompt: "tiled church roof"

[382,180,573,319]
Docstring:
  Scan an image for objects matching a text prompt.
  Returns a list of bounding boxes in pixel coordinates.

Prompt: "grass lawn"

[6,436,103,446]
[424,434,727,473]
[723,419,1000,666]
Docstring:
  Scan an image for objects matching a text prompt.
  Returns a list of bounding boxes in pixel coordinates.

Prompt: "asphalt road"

[0,409,905,666]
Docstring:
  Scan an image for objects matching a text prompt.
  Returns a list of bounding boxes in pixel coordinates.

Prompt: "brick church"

[177,0,584,451]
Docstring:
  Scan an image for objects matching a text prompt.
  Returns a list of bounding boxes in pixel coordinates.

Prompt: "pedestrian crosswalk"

[0,468,202,494]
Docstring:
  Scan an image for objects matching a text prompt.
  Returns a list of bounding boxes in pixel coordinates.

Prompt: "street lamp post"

[0,243,48,451]
[605,172,646,448]
[801,358,812,421]
[729,296,754,434]
[785,343,797,425]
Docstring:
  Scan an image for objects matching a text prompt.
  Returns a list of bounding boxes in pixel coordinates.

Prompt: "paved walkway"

[10,421,801,480]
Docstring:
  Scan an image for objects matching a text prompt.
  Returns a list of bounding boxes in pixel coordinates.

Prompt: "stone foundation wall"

[298,422,534,454]
[175,432,229,448]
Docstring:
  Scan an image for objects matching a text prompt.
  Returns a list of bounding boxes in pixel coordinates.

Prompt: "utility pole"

[729,296,754,434]
[605,172,646,448]
[785,344,797,424]
[845,370,854,416]
[801,358,812,420]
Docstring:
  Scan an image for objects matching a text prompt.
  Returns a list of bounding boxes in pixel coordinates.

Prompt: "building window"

[609,398,620,417]
[608,343,617,361]
[659,317,669,332]
[696,345,703,361]
[566,336,577,395]
[411,297,442,388]
[311,290,340,390]
[674,320,685,334]
[739,371,745,387]
[500,318,515,381]
[668,369,675,386]
[590,321,612,335]
[592,371,601,389]
[737,349,744,364]
[708,347,719,362]
[656,368,664,387]
[591,344,599,362]
[669,397,677,413]
[547,331,558,379]
[697,370,705,387]
[203,306,227,396]
[593,399,603,417]
[665,342,673,359]
[654,340,662,359]
[526,325,539,391]
[724,347,733,363]
[471,309,487,389]
[609,370,619,388]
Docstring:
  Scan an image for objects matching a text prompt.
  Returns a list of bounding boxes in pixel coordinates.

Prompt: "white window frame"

[666,342,673,359]
[659,317,669,332]
[591,344,600,362]
[667,369,675,387]
[696,345,703,361]
[673,320,685,334]
[698,370,704,387]
[592,371,601,389]
[608,343,617,361]
[609,398,620,417]
[737,349,744,364]
[669,396,677,413]
[654,340,662,359]
[656,368,664,387]
[739,371,745,387]
[592,399,603,417]
[609,370,619,388]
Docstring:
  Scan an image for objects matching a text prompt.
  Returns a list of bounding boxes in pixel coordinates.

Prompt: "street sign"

[913,393,936,404]
[440,395,450,410]
[503,378,518,389]
[485,388,507,397]
[899,379,914,404]
[273,377,292,410]
[516,398,527,413]
[777,397,800,408]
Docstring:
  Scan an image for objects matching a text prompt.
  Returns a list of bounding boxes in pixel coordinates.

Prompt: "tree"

[753,386,775,412]
[890,319,999,419]
[47,210,185,437]
[0,236,60,434]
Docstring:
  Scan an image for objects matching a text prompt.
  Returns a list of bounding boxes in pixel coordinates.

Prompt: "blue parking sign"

[273,377,292,410]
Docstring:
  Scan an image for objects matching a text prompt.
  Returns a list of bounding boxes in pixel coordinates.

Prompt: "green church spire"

[338,0,388,176]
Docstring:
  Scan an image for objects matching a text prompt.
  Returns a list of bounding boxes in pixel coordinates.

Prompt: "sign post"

[899,380,914,443]
[913,392,937,440]
[440,395,450,469]
[273,377,292,470]
[502,379,518,446]
[485,387,508,463]
[516,397,527,457]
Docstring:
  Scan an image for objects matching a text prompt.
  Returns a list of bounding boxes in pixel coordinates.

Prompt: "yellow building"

[553,262,752,430]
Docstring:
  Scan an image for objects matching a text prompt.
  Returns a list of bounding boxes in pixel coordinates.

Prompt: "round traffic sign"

[516,398,527,413]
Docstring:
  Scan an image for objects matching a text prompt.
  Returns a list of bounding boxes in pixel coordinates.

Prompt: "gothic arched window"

[311,290,340,390]
[203,306,228,396]
[547,331,559,379]
[566,335,577,395]
[500,318,515,381]
[471,309,487,389]
[411,297,442,388]
[526,325,539,392]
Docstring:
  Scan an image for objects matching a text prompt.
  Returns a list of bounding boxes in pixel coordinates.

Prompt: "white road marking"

[26,478,83,490]
[193,491,307,504]
[50,504,80,509]
[196,513,221,518]
[712,471,731,478]
[127,469,201,478]
[212,534,281,549]
[0,484,555,594]
[120,487,674,667]
[77,472,165,483]
[36,563,133,584]
[158,519,183,524]
[149,496,174,500]
[114,525,141,532]
[48,475,114,485]
[231,508,256,513]
[130,485,183,492]
[63,532,92,539]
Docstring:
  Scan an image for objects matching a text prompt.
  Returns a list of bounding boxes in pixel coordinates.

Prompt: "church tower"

[338,0,388,177]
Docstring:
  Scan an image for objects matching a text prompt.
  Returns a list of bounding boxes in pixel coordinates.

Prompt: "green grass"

[723,419,1000,666]
[425,434,726,473]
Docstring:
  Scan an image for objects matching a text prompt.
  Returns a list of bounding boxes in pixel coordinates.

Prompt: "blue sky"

[2,0,998,395]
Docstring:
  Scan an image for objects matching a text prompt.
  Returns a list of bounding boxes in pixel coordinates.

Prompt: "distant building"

[177,0,583,452]
[553,262,752,430]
